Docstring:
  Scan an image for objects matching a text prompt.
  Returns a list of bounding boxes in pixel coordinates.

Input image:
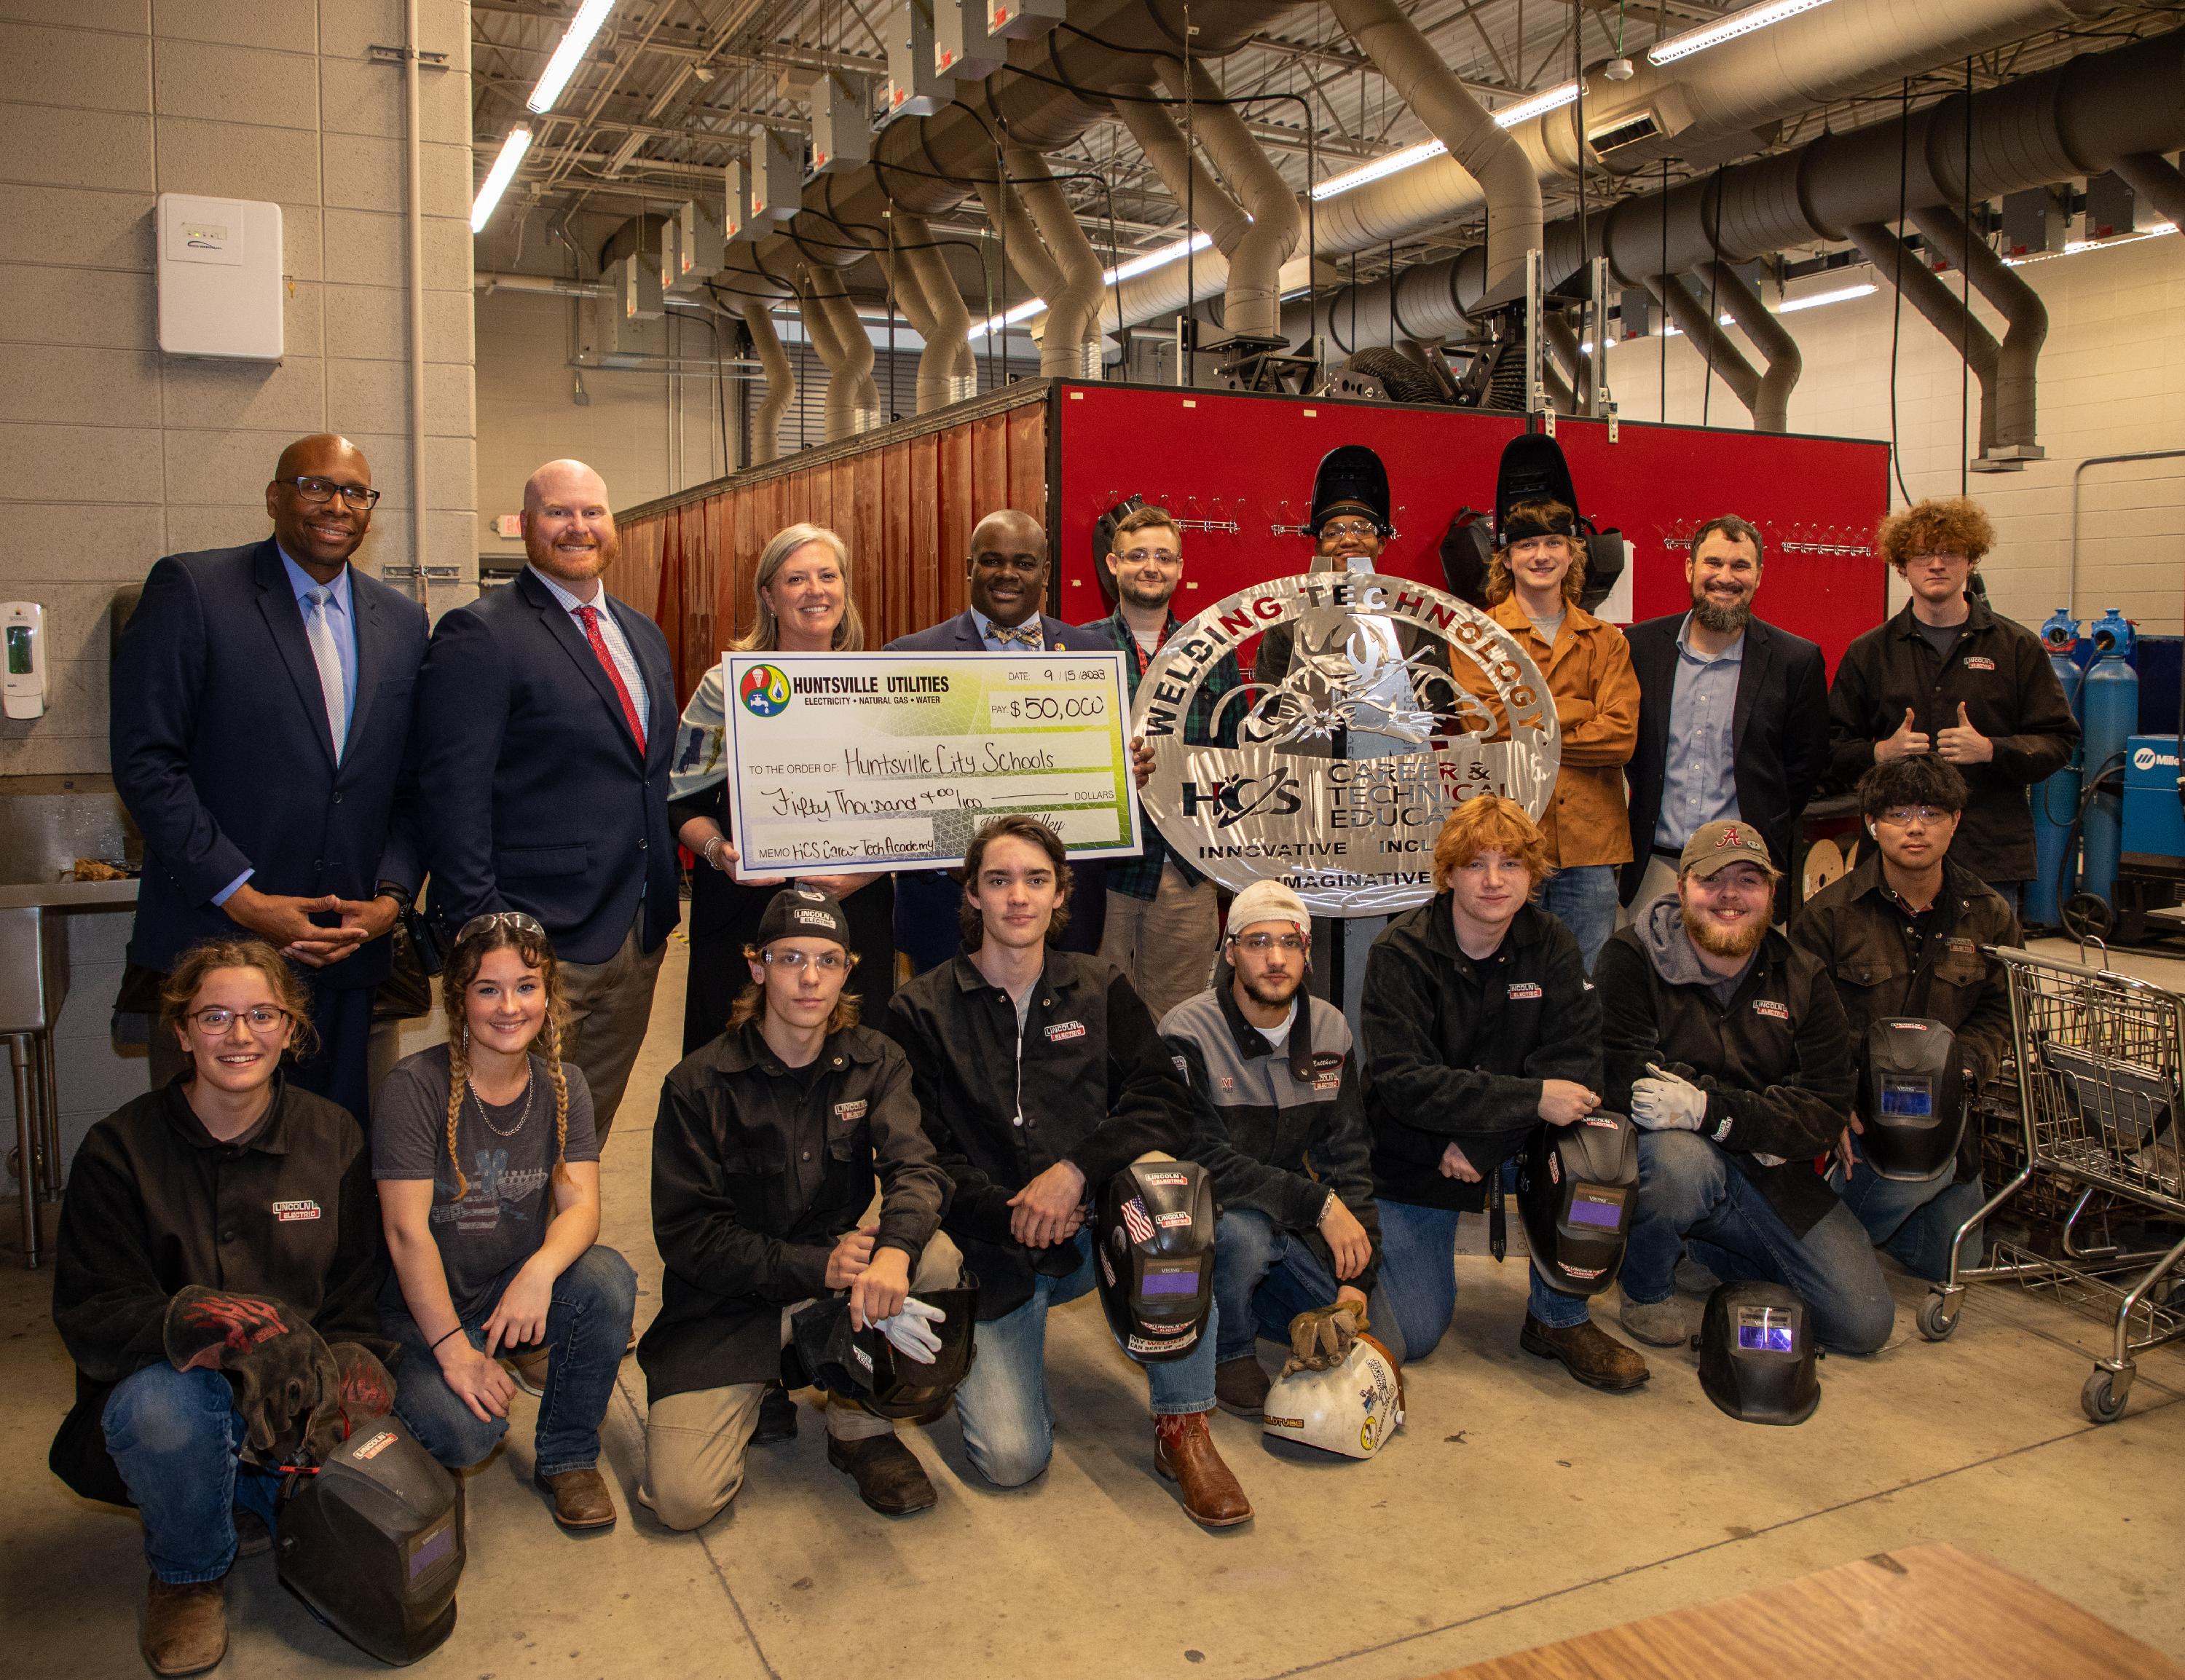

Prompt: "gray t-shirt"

[374,1043,599,1317]
[1914,616,1961,659]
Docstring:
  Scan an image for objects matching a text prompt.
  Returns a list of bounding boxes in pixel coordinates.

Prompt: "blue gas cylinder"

[2079,610,2139,909]
[2026,609,2083,924]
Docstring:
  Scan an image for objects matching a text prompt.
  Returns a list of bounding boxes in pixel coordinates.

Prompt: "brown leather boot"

[1154,1411,1253,1529]
[533,1466,618,1531]
[1519,1313,1651,1392]
[1214,1356,1271,1419]
[143,1574,227,1677]
[827,1432,939,1515]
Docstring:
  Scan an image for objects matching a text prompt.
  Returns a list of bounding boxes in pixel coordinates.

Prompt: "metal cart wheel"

[1916,1293,1961,1342]
[2080,1366,2130,1424]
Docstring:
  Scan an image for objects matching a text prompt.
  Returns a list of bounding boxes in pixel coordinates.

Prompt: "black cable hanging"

[1658,158,1668,422]
[1887,76,1913,507]
[1960,55,1973,495]
[1701,165,1723,427]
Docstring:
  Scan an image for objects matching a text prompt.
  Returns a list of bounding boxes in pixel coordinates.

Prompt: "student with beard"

[1597,821,1894,1355]
[1621,516,1829,916]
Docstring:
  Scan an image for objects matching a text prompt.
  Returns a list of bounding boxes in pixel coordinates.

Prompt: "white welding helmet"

[1261,1333,1405,1459]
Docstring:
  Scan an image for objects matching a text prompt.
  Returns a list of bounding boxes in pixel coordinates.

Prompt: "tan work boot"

[143,1574,227,1676]
[1213,1356,1272,1419]
[534,1466,618,1531]
[1519,1314,1651,1392]
[1153,1411,1253,1529]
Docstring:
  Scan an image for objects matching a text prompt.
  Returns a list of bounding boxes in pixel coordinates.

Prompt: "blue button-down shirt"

[1653,613,1744,851]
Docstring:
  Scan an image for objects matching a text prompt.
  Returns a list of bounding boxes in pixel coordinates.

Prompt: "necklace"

[470,1062,535,1138]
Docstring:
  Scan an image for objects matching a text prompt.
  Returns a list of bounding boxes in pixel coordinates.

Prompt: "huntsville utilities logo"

[739,663,790,717]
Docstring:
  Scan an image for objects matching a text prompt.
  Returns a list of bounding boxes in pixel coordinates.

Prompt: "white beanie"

[1227,879,1310,936]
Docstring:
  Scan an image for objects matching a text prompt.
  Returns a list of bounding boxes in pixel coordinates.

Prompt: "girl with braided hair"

[374,912,637,1532]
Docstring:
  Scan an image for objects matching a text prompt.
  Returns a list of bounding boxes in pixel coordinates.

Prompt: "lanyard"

[1125,618,1173,679]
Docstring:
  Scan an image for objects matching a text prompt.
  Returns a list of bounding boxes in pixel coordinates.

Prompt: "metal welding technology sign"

[722,651,1141,878]
[1133,572,1559,916]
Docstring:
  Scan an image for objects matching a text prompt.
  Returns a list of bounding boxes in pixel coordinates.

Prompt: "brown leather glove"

[161,1285,341,1461]
[1282,1298,1369,1376]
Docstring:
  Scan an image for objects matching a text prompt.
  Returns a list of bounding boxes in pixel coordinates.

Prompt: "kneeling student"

[886,815,1253,1528]
[1361,796,1651,1392]
[1160,880,1397,1420]
[1600,821,1894,1354]
[1791,757,2017,1280]
[642,887,958,1526]
[376,913,637,1531]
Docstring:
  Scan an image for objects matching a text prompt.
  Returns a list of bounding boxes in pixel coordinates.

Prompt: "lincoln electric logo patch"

[273,1199,321,1222]
[833,1099,867,1123]
[1753,998,1790,1020]
[1508,981,1543,1001]
[1964,656,1996,671]
[1044,1020,1086,1042]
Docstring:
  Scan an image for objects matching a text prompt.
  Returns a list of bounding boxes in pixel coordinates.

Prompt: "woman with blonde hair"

[374,912,636,1532]
[667,521,897,1054]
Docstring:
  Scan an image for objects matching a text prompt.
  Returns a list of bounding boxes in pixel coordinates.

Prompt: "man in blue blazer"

[111,433,428,1124]
[1621,516,1830,916]
[884,510,1108,971]
[414,459,677,1144]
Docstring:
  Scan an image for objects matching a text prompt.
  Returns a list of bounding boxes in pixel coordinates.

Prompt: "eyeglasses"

[458,911,548,943]
[1230,931,1306,954]
[1118,548,1179,565]
[186,1005,291,1035]
[1876,805,1951,827]
[275,476,381,510]
[1320,520,1379,540]
[759,948,849,971]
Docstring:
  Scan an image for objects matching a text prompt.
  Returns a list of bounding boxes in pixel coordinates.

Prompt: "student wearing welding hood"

[50,939,395,1679]
[886,813,1253,1529]
[1361,796,1653,1393]
[1792,756,2017,1282]
[640,886,960,1526]
[1599,821,1895,1356]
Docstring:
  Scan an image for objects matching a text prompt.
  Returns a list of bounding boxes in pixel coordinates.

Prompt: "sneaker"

[1518,1314,1650,1392]
[1213,1356,1271,1419]
[1618,1293,1690,1348]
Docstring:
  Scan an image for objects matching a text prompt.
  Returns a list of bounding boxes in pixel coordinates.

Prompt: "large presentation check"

[720,650,1143,878]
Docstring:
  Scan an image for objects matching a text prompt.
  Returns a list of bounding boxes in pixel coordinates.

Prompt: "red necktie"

[574,605,646,750]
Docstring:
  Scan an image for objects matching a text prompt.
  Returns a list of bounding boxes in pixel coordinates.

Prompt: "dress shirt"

[1653,613,1744,851]
[527,564,651,737]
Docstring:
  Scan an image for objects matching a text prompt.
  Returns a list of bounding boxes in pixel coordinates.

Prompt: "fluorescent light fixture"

[969,232,1213,338]
[1648,0,1834,66]
[1309,84,1577,202]
[1778,281,1876,312]
[1492,81,1580,125]
[471,126,532,233]
[527,0,618,114]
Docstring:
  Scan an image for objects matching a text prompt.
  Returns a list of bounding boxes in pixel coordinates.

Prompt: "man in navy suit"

[414,459,677,1145]
[111,433,428,1124]
[884,510,1106,971]
[1621,515,1829,918]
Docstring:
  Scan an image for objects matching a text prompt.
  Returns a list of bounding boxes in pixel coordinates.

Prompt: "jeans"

[1212,1208,1407,1368]
[1539,864,1619,974]
[951,1228,1216,1488]
[1830,1159,1988,1283]
[1627,1130,1894,1353]
[385,1245,637,1477]
[1375,1197,1590,1361]
[103,1363,283,1585]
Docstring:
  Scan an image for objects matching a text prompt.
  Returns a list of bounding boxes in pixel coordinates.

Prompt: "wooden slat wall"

[613,385,1051,707]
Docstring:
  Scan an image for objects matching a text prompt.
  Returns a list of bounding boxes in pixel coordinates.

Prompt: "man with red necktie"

[416,459,677,1148]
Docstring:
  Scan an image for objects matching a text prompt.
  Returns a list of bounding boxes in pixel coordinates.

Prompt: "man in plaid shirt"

[1090,505,1243,1021]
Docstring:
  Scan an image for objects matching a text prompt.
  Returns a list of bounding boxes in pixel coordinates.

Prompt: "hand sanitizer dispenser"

[3,602,47,719]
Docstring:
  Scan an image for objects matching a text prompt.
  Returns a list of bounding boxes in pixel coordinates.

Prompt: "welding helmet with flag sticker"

[1095,1160,1215,1362]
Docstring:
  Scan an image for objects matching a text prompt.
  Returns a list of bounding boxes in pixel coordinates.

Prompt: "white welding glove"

[871,1297,946,1365]
[1630,1061,1708,1132]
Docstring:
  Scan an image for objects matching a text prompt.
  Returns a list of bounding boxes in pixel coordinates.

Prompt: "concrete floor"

[5,931,2184,1679]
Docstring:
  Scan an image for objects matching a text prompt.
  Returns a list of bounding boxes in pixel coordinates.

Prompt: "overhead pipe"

[1704,260,1801,431]
[1154,56,1302,340]
[876,229,945,414]
[814,269,882,436]
[1846,221,2003,456]
[1910,205,2045,459]
[1114,90,1252,257]
[1007,144,1107,378]
[972,174,1063,313]
[741,298,793,465]
[1649,273,1766,422]
[889,208,978,412]
[2109,151,2185,232]
[1540,314,1584,414]
[1328,0,1539,303]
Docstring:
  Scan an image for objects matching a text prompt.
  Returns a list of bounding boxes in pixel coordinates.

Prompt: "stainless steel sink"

[0,773,138,886]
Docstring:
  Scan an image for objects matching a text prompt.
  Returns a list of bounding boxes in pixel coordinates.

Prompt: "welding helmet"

[1489,433,1626,612]
[784,1278,981,1421]
[1697,1282,1820,1426]
[1095,1160,1216,1362]
[1861,1018,1966,1182]
[1307,445,1392,537]
[1517,1111,1639,1296]
[1262,1333,1405,1459]
[275,1415,463,1665]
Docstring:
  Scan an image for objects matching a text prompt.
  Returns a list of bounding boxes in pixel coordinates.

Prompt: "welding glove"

[162,1285,341,1461]
[872,1297,947,1365]
[1283,1298,1369,1376]
[1631,1062,1708,1132]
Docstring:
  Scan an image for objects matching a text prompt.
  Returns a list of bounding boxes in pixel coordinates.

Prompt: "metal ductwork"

[803,269,883,440]
[2109,151,2185,229]
[1910,205,2046,464]
[1846,220,2006,457]
[1114,88,1251,256]
[886,208,978,413]
[974,173,1064,307]
[1007,143,1109,377]
[1650,272,1768,423]
[1706,260,1800,432]
[741,297,794,465]
[1152,57,1302,340]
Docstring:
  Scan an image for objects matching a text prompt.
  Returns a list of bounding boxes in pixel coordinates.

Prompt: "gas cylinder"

[2025,610,2083,925]
[2079,609,2139,910]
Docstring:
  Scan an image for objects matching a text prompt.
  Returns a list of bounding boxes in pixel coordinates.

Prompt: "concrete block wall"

[1604,229,2185,636]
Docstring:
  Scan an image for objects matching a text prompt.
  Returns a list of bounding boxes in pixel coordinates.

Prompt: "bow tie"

[991,620,1043,648]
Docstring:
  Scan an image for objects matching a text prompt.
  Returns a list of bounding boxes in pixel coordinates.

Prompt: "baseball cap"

[1228,880,1311,936]
[1679,820,1781,880]
[753,884,853,950]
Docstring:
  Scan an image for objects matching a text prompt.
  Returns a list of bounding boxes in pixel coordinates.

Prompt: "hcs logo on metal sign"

[1133,572,1560,917]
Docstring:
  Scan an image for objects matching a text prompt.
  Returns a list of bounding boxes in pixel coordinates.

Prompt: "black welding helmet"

[1489,433,1626,612]
[784,1277,981,1421]
[1697,1282,1820,1426]
[1861,1017,1966,1182]
[1095,1160,1216,1362]
[1516,1111,1639,1296]
[275,1415,462,1665]
[1307,445,1392,537]
[1091,494,1147,608]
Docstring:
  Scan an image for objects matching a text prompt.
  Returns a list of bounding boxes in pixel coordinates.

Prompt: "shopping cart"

[1919,945,2185,1423]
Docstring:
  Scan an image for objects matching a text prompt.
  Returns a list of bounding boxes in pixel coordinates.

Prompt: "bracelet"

[701,835,726,867]
[429,1325,465,1352]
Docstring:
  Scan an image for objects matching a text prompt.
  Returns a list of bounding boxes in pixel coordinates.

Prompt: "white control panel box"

[157,194,284,362]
